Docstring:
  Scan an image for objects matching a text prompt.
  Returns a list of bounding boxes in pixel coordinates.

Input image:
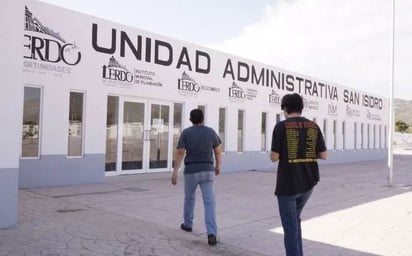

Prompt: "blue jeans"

[183,171,217,235]
[277,189,313,256]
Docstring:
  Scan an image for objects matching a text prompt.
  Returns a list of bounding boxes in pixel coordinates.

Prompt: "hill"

[395,98,412,124]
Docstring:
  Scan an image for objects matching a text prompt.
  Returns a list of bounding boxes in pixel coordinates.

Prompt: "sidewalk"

[0,155,411,256]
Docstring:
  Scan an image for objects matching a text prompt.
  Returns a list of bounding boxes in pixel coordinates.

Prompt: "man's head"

[281,93,304,114]
[190,108,204,124]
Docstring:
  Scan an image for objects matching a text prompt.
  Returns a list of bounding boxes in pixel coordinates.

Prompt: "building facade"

[0,0,388,228]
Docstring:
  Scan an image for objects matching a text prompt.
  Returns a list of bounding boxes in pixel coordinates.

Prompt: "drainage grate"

[52,187,149,198]
[53,190,122,198]
[123,187,149,192]
[56,208,85,213]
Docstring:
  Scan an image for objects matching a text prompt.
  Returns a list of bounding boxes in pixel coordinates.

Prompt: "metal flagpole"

[388,0,395,186]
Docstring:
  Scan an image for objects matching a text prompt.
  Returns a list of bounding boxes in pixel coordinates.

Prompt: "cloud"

[209,0,412,99]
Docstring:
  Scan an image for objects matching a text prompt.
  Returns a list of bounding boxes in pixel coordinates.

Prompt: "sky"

[40,0,412,100]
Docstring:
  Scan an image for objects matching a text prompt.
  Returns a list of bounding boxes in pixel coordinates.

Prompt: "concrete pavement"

[0,155,411,256]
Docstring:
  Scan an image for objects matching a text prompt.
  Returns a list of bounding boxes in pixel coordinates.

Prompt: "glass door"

[148,102,171,172]
[120,100,145,173]
[108,98,173,175]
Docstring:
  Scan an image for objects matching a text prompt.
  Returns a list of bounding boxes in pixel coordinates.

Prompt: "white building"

[0,0,388,228]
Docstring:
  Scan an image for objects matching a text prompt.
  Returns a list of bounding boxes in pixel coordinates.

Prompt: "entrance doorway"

[105,96,181,175]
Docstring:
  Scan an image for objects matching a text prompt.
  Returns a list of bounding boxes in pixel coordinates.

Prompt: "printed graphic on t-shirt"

[285,121,318,163]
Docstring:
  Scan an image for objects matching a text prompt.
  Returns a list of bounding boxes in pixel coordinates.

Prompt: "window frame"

[67,90,86,158]
[21,85,43,159]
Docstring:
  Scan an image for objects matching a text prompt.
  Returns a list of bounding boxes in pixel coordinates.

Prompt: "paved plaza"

[0,154,411,256]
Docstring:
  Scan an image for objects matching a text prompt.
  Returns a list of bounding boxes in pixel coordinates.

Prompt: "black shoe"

[180,223,192,232]
[208,234,217,246]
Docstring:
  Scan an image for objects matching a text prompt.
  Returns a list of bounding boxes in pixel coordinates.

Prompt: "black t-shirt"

[271,116,326,196]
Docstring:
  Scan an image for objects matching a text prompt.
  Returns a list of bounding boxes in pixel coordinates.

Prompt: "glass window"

[218,107,226,152]
[261,112,267,152]
[237,110,244,152]
[361,123,364,149]
[333,120,337,150]
[68,91,84,157]
[198,105,206,123]
[373,124,376,149]
[342,121,346,150]
[367,124,370,149]
[276,114,281,124]
[384,126,387,148]
[354,122,357,150]
[173,103,183,167]
[173,103,183,153]
[105,96,119,171]
[379,125,382,149]
[21,86,41,158]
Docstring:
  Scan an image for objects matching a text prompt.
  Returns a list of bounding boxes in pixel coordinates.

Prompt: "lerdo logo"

[23,6,81,66]
[102,56,133,82]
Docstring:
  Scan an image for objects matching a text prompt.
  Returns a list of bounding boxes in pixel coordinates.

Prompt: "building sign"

[269,90,281,106]
[302,97,319,111]
[345,105,361,117]
[91,23,211,75]
[328,104,338,116]
[178,71,200,96]
[20,2,387,119]
[134,69,162,87]
[102,56,132,87]
[229,82,246,102]
[228,82,258,102]
[366,110,381,121]
[23,6,81,76]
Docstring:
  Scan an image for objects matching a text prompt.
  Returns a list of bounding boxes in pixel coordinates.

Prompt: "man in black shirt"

[271,93,327,256]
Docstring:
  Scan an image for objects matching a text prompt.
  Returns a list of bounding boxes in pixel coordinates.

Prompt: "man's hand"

[171,148,185,185]
[171,169,178,185]
[214,166,220,176]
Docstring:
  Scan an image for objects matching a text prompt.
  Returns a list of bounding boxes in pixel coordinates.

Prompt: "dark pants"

[277,189,313,256]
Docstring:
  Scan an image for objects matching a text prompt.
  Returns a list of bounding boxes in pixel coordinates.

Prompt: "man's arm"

[318,151,327,160]
[270,151,279,162]
[213,144,222,175]
[171,148,185,185]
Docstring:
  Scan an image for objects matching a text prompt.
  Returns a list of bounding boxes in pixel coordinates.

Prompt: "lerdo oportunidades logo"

[23,6,82,74]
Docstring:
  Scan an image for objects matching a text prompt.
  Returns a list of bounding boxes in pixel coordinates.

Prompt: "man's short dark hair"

[281,93,304,114]
[190,109,204,124]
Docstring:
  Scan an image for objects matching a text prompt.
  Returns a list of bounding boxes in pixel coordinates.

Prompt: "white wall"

[19,0,389,158]
[0,0,24,228]
[11,0,390,189]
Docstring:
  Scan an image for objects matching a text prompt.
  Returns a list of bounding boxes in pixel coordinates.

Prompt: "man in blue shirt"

[171,108,222,246]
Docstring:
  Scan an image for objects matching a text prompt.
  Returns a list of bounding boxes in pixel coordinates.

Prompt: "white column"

[0,0,24,228]
[388,0,396,186]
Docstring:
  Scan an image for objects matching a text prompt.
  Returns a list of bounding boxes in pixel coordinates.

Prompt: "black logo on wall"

[23,6,82,75]
[302,97,319,111]
[228,82,257,102]
[229,82,246,99]
[328,104,338,116]
[102,56,163,88]
[366,110,381,121]
[177,72,219,97]
[178,72,201,96]
[345,105,360,117]
[103,56,133,82]
[269,90,281,105]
